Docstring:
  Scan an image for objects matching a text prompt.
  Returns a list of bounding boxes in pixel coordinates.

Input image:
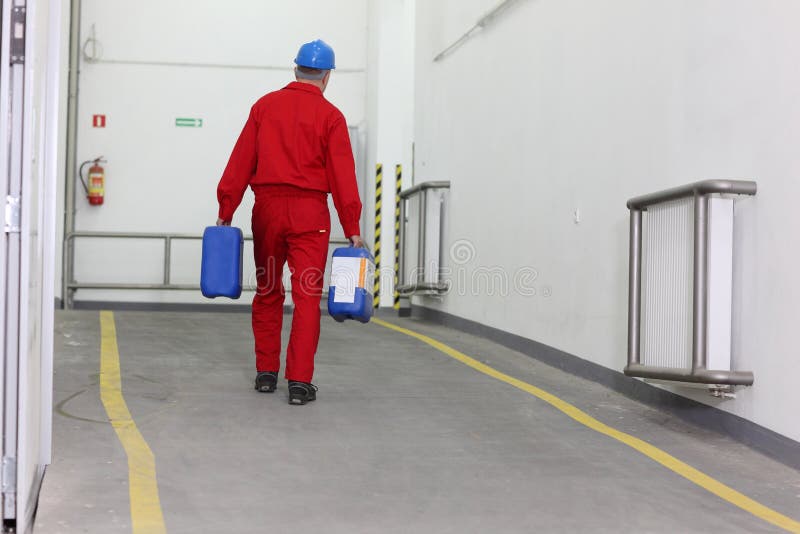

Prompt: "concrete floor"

[36,310,800,533]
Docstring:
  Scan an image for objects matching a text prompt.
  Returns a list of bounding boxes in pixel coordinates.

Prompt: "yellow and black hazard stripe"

[393,164,402,310]
[373,164,382,308]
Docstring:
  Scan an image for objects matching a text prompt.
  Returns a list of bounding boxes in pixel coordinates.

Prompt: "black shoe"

[254,371,278,393]
[288,381,318,405]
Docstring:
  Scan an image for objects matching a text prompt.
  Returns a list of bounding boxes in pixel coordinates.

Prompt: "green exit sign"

[176,117,203,128]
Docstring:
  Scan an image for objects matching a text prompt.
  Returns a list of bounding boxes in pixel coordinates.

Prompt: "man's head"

[294,39,335,92]
[295,65,332,92]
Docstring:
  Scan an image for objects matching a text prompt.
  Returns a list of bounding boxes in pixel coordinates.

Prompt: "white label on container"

[331,257,360,303]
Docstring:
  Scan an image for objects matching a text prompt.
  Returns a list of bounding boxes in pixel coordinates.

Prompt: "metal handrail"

[627,179,758,210]
[396,281,449,295]
[397,181,451,296]
[64,231,348,305]
[398,181,452,200]
[625,179,756,386]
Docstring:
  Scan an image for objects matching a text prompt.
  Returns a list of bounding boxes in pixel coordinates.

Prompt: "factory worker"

[216,39,363,405]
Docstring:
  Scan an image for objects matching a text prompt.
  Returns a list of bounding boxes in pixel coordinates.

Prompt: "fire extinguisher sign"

[92,114,106,128]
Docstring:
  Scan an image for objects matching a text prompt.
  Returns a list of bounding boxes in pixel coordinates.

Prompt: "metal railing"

[397,181,451,295]
[625,179,756,385]
[63,231,348,307]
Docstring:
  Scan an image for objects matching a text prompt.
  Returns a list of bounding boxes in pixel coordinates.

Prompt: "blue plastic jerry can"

[200,226,244,299]
[328,247,375,323]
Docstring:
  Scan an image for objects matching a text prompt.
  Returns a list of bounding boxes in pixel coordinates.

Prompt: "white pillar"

[366,0,416,308]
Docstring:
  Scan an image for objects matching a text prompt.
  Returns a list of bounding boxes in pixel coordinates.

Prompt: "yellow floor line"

[372,318,800,533]
[100,311,167,534]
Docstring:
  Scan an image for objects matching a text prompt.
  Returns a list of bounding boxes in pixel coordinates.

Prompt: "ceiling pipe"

[433,0,526,62]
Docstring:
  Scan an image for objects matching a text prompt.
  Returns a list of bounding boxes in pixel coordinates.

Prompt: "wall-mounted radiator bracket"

[397,181,451,297]
[625,179,756,386]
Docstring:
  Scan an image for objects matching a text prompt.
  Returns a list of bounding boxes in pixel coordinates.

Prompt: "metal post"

[627,209,642,366]
[398,197,406,290]
[62,0,82,310]
[163,236,171,285]
[437,192,445,284]
[692,194,709,372]
[63,235,73,308]
[418,189,427,283]
[397,195,412,317]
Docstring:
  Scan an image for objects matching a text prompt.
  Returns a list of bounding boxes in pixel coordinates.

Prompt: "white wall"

[413,0,800,442]
[66,0,368,305]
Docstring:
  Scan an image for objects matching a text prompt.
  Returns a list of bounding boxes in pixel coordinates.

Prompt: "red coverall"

[217,82,362,383]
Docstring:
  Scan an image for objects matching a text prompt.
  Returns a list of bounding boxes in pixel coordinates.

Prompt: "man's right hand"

[349,235,364,248]
[216,218,230,226]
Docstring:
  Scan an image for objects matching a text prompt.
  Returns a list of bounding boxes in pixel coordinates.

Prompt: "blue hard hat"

[294,39,336,70]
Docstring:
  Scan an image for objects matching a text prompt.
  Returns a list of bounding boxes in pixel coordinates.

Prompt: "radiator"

[641,198,695,369]
[625,180,754,386]
[641,197,733,371]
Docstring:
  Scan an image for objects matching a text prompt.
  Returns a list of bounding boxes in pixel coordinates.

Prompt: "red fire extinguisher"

[79,157,106,205]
